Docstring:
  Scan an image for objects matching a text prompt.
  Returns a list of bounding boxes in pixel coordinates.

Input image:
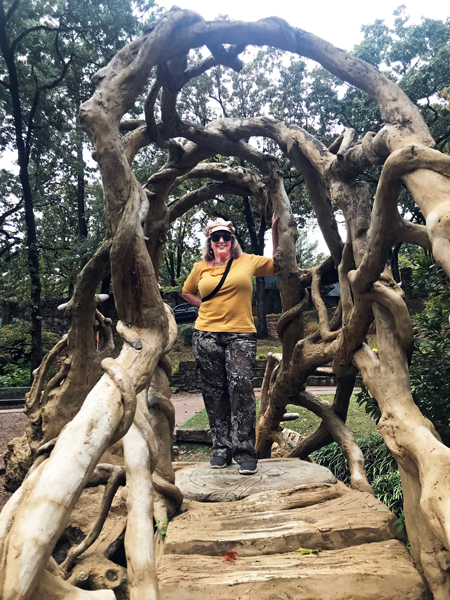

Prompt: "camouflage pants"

[192,330,257,464]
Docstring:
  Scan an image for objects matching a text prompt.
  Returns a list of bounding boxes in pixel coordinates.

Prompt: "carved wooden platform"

[159,463,430,600]
[159,541,428,600]
[175,458,337,502]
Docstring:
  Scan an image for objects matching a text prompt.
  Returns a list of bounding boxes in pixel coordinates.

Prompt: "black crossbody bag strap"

[201,259,234,302]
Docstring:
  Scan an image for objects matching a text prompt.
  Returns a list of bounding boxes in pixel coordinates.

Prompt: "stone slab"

[175,458,337,502]
[159,540,430,600]
[179,480,350,518]
[164,490,399,557]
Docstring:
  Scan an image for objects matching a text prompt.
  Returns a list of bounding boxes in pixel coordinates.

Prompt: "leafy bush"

[0,319,60,386]
[409,255,450,443]
[372,471,403,518]
[0,319,59,367]
[179,324,194,346]
[312,432,397,483]
[355,385,381,423]
[0,361,31,387]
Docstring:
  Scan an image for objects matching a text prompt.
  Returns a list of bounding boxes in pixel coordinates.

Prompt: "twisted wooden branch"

[276,291,309,342]
[95,310,115,361]
[101,358,137,446]
[295,390,373,495]
[310,267,340,342]
[337,128,358,159]
[255,353,282,458]
[40,357,71,408]
[353,144,450,293]
[153,472,183,509]
[288,371,357,459]
[24,336,68,415]
[61,467,126,574]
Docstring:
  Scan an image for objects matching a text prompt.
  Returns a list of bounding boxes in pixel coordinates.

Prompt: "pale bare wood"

[123,423,159,600]
[164,490,399,557]
[158,541,430,600]
[3,9,450,598]
[33,570,114,599]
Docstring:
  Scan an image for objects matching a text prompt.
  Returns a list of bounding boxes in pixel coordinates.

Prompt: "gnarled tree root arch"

[2,8,450,599]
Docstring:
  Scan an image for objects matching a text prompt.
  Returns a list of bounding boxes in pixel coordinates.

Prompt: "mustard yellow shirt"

[182,254,275,333]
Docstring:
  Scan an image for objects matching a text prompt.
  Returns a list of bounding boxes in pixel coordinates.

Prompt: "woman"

[182,217,279,475]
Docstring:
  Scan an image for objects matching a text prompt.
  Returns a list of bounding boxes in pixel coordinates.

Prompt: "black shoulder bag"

[201,259,234,302]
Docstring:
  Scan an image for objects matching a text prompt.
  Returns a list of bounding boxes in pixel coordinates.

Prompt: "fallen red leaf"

[221,550,240,563]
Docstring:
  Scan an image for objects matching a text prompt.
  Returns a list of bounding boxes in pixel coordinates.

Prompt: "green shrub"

[0,319,61,386]
[0,319,59,367]
[372,471,403,518]
[312,432,397,483]
[0,361,30,387]
[355,385,381,423]
[312,442,350,483]
[179,324,194,346]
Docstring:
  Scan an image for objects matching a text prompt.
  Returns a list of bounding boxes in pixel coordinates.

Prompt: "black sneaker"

[239,460,258,475]
[210,456,229,469]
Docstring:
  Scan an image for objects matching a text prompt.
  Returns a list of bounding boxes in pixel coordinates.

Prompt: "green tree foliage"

[159,210,202,295]
[2,6,450,363]
[409,255,450,444]
[0,318,59,386]
[354,8,450,150]
[296,230,326,269]
[0,0,154,372]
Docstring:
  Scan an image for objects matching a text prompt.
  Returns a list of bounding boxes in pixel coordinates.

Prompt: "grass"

[176,394,377,462]
[176,443,212,462]
[180,395,377,437]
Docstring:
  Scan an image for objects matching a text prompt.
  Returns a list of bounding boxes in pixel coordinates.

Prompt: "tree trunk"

[76,121,87,240]
[256,276,268,338]
[389,243,402,283]
[22,181,42,378]
[0,11,42,378]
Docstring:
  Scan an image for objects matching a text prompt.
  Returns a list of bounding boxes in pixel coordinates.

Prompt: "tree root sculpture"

[3,8,450,599]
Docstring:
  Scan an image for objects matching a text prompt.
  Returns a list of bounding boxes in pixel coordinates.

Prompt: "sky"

[157,0,449,51]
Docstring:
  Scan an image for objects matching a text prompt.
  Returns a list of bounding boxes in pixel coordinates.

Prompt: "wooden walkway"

[158,459,430,600]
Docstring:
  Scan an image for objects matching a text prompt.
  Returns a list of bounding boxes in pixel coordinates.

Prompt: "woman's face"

[210,230,232,256]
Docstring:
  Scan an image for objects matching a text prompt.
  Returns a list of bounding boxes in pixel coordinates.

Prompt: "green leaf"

[155,519,168,538]
[296,548,321,555]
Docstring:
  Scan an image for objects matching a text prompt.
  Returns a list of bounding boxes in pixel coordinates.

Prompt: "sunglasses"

[211,231,232,243]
